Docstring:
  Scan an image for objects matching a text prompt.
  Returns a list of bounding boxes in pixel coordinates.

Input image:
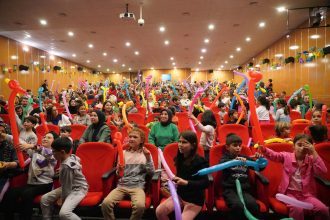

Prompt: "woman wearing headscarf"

[79,110,111,144]
[148,108,179,151]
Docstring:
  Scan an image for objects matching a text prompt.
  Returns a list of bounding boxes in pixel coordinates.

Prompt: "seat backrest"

[252,124,276,141]
[290,123,309,138]
[261,143,293,197]
[76,142,117,192]
[137,124,150,141]
[70,124,87,141]
[136,107,146,116]
[176,112,190,132]
[36,124,60,144]
[290,111,302,121]
[209,144,252,197]
[315,142,330,180]
[145,113,160,124]
[127,113,145,125]
[304,110,312,120]
[218,124,250,146]
[0,114,10,125]
[163,142,204,175]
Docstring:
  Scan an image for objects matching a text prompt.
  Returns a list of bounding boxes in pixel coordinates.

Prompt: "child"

[259,134,329,220]
[273,98,290,122]
[304,110,322,135]
[41,137,88,220]
[101,128,154,220]
[189,110,217,162]
[226,109,247,125]
[256,95,270,123]
[309,125,328,144]
[156,131,209,220]
[2,131,58,220]
[221,134,261,219]
[146,116,160,129]
[275,122,292,140]
[218,102,226,125]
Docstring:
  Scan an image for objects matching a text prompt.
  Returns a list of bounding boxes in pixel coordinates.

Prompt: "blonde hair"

[127,128,145,151]
[275,122,291,137]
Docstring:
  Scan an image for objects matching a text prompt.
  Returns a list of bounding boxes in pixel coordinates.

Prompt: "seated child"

[146,116,160,129]
[309,125,328,144]
[221,134,261,219]
[101,128,154,220]
[304,109,322,135]
[218,102,226,125]
[275,122,292,141]
[41,137,88,220]
[259,134,329,220]
[226,109,247,125]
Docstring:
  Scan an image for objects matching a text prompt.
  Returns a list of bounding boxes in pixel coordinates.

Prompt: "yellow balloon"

[4,78,10,84]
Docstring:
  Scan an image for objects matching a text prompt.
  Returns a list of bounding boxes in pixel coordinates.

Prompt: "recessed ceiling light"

[259,22,266,28]
[11,55,18,60]
[196,68,200,71]
[103,52,107,56]
[198,61,202,65]
[245,37,251,42]
[208,24,215,30]
[49,55,55,60]
[125,42,131,47]
[174,66,177,69]
[289,45,299,50]
[170,57,174,60]
[310,34,320,39]
[225,61,228,64]
[159,26,165,32]
[25,34,31,38]
[217,68,221,71]
[112,71,116,74]
[236,47,241,52]
[277,6,286,12]
[57,61,62,64]
[229,55,234,58]
[70,66,75,69]
[113,59,118,63]
[134,51,139,55]
[164,40,170,45]
[201,48,207,53]
[72,54,76,57]
[106,68,110,72]
[97,65,101,68]
[40,55,46,58]
[172,62,176,66]
[151,67,154,70]
[128,67,132,71]
[40,19,47,25]
[204,38,209,44]
[275,54,283,57]
[122,64,126,67]
[23,46,29,52]
[86,60,90,63]
[88,44,93,48]
[220,65,224,68]
[200,56,204,60]
[68,31,74,37]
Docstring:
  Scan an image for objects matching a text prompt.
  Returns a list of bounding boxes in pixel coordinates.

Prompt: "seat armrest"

[102,168,117,180]
[151,171,161,207]
[207,173,213,182]
[206,174,214,214]
[255,171,269,185]
[152,171,161,182]
[315,175,330,187]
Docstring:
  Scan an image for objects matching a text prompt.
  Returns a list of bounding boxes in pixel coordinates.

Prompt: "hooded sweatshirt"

[60,154,88,199]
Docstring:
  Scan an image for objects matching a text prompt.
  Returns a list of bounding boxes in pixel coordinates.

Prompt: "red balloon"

[210,84,229,109]
[39,112,49,133]
[247,72,264,145]
[322,105,327,125]
[7,80,26,168]
[114,132,125,177]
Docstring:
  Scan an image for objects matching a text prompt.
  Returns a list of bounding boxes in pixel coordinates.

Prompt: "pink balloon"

[158,148,175,179]
[188,88,204,132]
[275,193,313,210]
[168,180,182,220]
[145,75,153,112]
[62,91,72,119]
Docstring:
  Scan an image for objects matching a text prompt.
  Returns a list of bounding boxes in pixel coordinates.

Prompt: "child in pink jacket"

[259,134,329,220]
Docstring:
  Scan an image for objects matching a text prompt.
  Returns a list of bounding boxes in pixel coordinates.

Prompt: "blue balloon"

[171,85,178,96]
[123,83,131,100]
[38,87,44,111]
[230,80,246,110]
[193,158,268,176]
[287,87,303,105]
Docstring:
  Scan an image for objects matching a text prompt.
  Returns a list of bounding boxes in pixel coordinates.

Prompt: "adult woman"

[148,109,179,151]
[102,100,113,121]
[79,110,111,144]
[46,106,71,127]
[3,131,59,220]
[72,104,91,126]
[156,131,209,219]
[68,98,78,115]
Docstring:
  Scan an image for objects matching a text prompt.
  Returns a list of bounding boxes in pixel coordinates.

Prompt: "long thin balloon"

[304,85,313,109]
[230,80,246,110]
[113,135,124,177]
[62,91,72,119]
[233,92,245,124]
[50,80,55,91]
[145,75,152,113]
[193,158,268,176]
[158,148,175,179]
[39,112,49,133]
[276,193,313,210]
[168,180,182,220]
[122,100,134,131]
[233,71,250,84]
[236,179,258,220]
[38,87,44,112]
[6,79,26,168]
[247,71,264,145]
[189,88,204,132]
[287,87,303,105]
[210,85,229,108]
